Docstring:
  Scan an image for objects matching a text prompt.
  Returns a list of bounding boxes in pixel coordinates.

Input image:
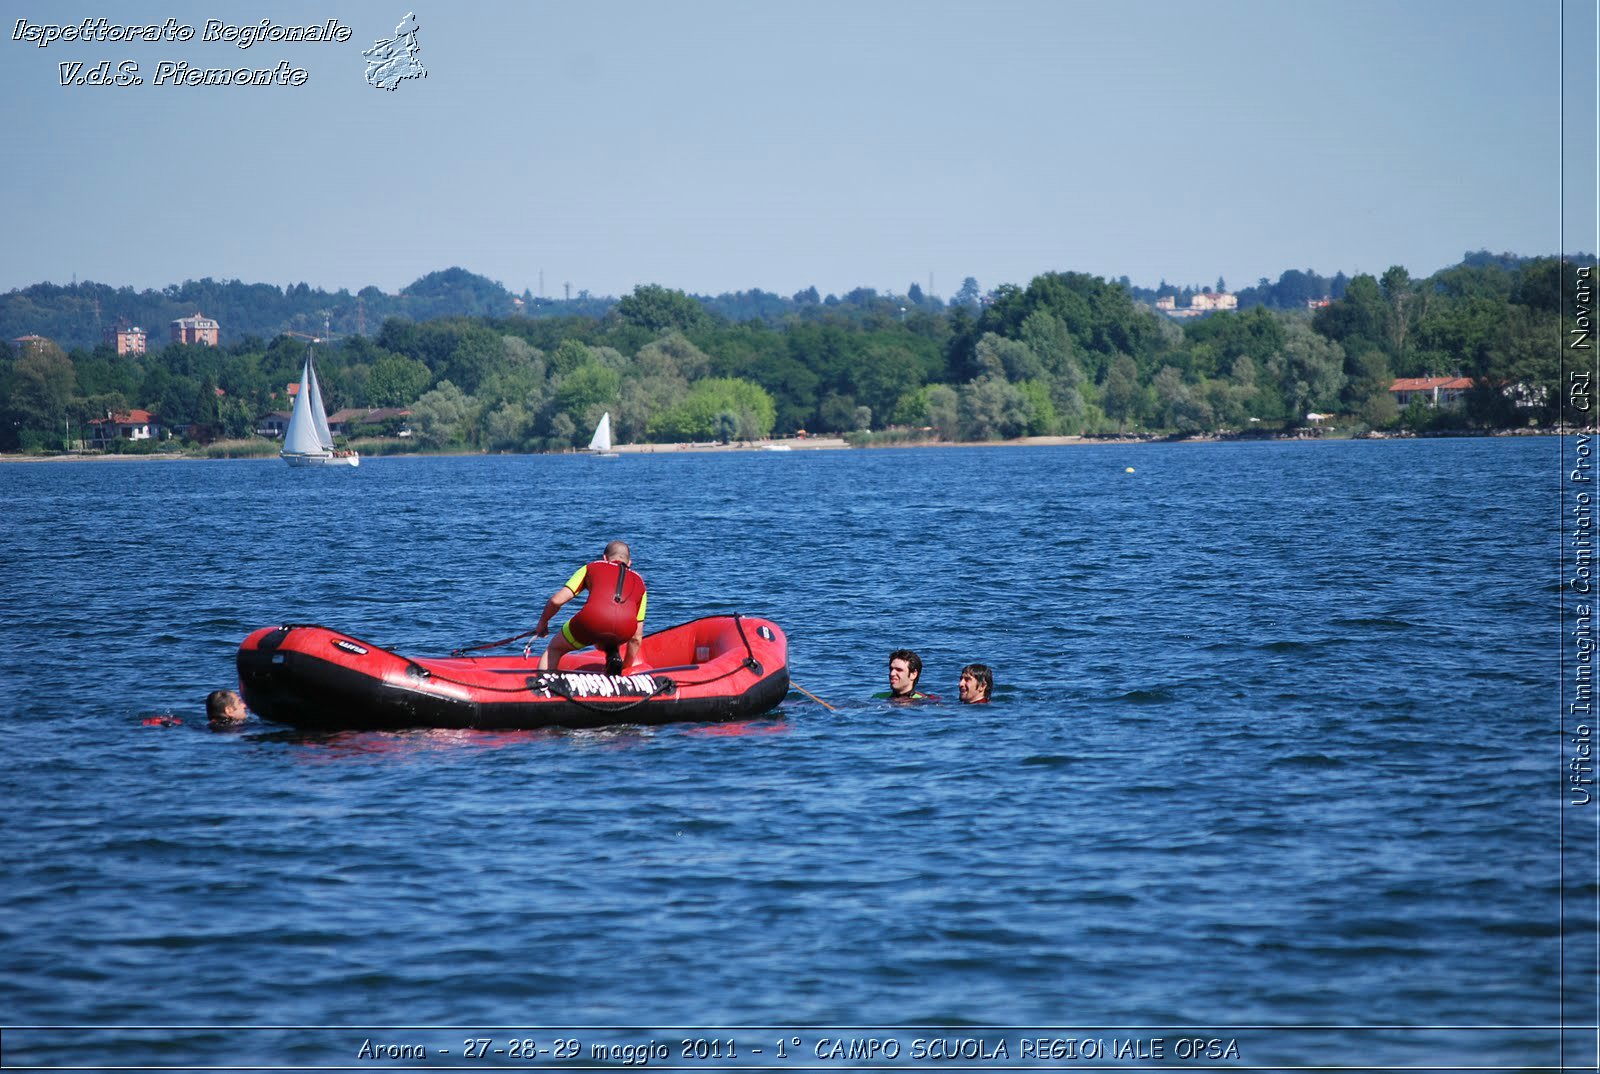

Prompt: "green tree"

[442,325,506,394]
[1314,274,1387,360]
[974,332,1045,382]
[221,396,256,438]
[1360,389,1399,430]
[367,353,432,406]
[9,342,76,442]
[1274,323,1346,424]
[1398,397,1437,432]
[971,272,1167,385]
[635,331,711,382]
[410,380,475,448]
[483,401,537,451]
[744,350,820,433]
[615,284,714,333]
[545,411,577,451]
[1151,366,1213,433]
[478,337,548,414]
[849,340,923,428]
[817,391,858,433]
[891,387,929,426]
[959,374,1027,440]
[952,277,982,311]
[1342,347,1395,414]
[1100,355,1140,431]
[924,384,958,439]
[72,391,131,435]
[1019,308,1086,421]
[649,377,775,441]
[1379,265,1416,359]
[1210,354,1261,427]
[555,361,622,424]
[548,339,594,378]
[1015,380,1059,435]
[1181,306,1285,379]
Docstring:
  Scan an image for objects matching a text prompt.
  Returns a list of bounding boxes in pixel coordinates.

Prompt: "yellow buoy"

[1125,467,1135,473]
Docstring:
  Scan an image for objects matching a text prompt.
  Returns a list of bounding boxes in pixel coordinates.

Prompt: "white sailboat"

[282,352,359,467]
[587,411,618,458]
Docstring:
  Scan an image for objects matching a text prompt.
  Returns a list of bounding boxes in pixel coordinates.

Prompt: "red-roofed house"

[90,409,161,443]
[1390,376,1473,409]
[328,407,413,437]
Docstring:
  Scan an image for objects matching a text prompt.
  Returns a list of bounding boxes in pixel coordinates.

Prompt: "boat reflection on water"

[263,716,790,762]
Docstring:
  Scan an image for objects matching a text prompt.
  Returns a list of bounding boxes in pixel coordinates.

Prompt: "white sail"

[283,358,326,456]
[306,359,336,451]
[588,412,612,452]
[282,351,359,466]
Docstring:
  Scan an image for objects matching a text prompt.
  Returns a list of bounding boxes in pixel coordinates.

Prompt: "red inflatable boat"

[237,614,789,732]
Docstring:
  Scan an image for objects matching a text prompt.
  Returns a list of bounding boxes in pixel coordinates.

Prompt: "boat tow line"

[789,681,836,710]
[449,627,540,658]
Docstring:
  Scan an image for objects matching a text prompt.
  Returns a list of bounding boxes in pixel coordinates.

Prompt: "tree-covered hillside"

[0,253,1586,453]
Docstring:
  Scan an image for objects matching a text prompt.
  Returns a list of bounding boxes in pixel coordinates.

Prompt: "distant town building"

[1189,291,1238,312]
[90,408,160,443]
[1306,297,1332,310]
[104,323,147,355]
[1155,292,1238,318]
[171,312,219,346]
[1390,376,1473,409]
[13,334,53,355]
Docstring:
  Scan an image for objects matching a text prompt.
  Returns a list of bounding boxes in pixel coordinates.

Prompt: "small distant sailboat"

[587,411,619,458]
[282,351,359,468]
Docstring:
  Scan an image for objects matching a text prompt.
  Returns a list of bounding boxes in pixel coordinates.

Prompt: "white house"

[1390,377,1473,409]
[90,409,160,443]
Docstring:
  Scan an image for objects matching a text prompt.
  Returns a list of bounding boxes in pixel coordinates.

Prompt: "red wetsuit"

[560,560,648,650]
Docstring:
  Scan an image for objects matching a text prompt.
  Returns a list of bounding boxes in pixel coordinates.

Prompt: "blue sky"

[2,0,1593,300]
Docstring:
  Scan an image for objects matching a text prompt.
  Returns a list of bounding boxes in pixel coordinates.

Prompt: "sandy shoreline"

[0,429,1563,463]
[0,435,1144,462]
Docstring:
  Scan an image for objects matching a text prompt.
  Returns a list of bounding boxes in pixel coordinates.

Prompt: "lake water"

[0,438,1589,1071]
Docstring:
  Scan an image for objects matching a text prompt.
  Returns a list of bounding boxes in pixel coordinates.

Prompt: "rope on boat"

[449,627,540,657]
[789,681,836,710]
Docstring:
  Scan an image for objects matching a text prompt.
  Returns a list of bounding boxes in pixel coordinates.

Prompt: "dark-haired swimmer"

[873,649,938,702]
[957,664,993,704]
[206,689,248,726]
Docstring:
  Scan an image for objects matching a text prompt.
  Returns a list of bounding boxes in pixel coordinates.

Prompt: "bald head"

[604,540,632,565]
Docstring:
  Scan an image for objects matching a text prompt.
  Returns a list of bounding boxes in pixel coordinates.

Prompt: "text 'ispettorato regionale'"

[14,18,352,87]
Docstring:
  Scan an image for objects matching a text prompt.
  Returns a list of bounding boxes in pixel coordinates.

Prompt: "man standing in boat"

[533,540,647,675]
